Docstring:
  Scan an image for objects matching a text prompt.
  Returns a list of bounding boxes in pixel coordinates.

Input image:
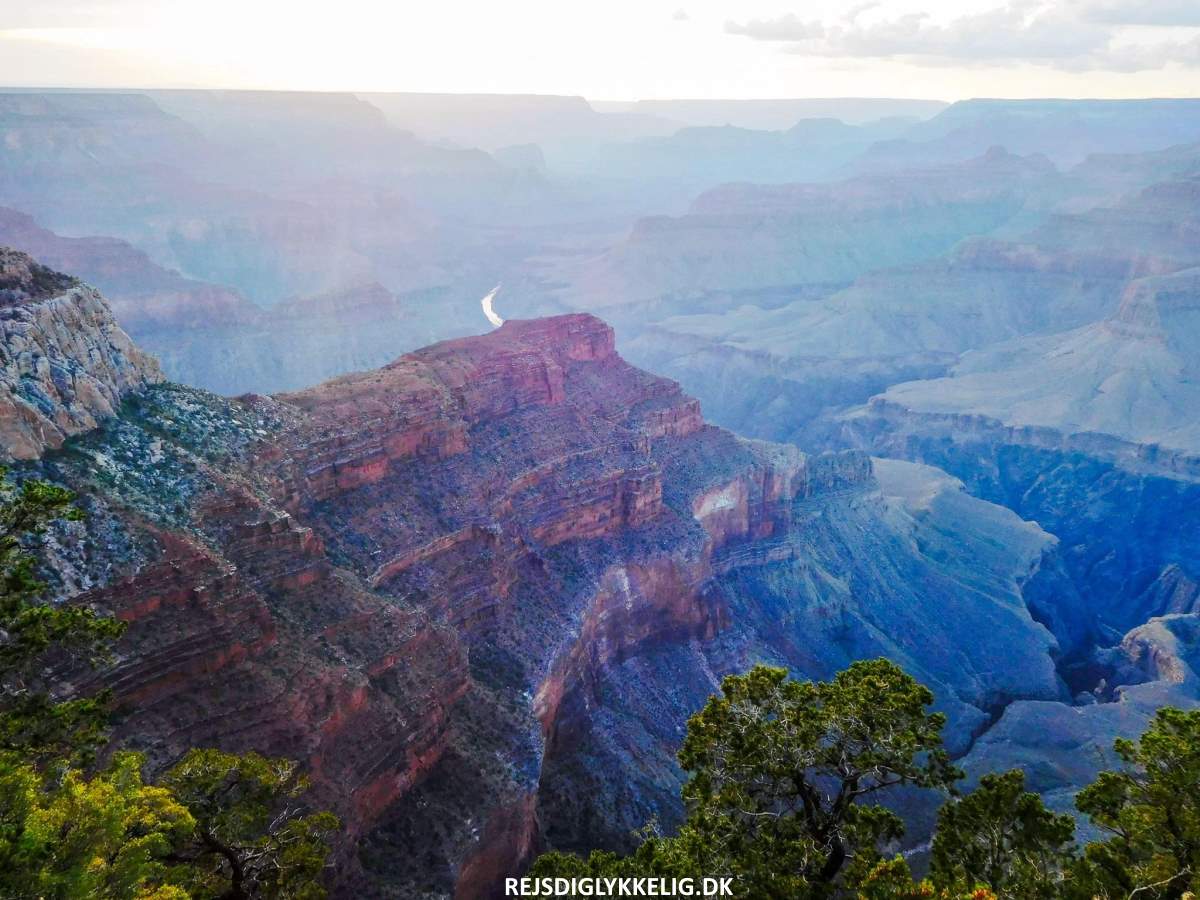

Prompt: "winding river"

[481,285,504,328]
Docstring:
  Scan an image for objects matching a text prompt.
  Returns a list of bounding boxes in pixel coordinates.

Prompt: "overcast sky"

[1,0,1197,100]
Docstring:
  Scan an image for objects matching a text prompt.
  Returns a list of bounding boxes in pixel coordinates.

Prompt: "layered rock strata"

[0,248,163,459]
[15,294,1072,897]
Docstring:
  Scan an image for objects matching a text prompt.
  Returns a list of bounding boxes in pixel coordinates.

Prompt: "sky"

[0,0,1197,100]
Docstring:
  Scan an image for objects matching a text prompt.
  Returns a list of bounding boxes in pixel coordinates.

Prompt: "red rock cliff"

[41,311,872,898]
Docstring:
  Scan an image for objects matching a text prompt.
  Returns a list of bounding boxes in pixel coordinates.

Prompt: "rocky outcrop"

[0,249,163,459]
[0,245,77,301]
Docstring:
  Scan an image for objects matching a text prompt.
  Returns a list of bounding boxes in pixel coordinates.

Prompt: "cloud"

[726,14,824,41]
[1081,0,1200,26]
[724,1,1200,71]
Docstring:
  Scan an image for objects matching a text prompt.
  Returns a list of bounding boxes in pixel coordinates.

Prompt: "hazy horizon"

[4,86,1200,103]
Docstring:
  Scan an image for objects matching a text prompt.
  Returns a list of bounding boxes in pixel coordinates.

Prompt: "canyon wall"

[7,271,1085,897]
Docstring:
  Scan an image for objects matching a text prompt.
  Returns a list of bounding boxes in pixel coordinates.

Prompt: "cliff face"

[250,315,1063,893]
[34,388,470,868]
[16,290,1070,897]
[0,248,163,459]
[846,240,1200,661]
[0,207,261,333]
[838,260,1200,822]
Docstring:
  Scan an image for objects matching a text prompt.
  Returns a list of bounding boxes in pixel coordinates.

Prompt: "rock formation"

[873,264,1200,460]
[849,98,1200,174]
[0,206,260,335]
[844,208,1200,652]
[0,248,163,459]
[615,163,1200,449]
[826,185,1200,824]
[3,263,1082,895]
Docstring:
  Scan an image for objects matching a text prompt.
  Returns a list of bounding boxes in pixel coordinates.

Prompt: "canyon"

[547,148,1200,450]
[4,89,1200,898]
[5,92,1200,406]
[6,257,1160,896]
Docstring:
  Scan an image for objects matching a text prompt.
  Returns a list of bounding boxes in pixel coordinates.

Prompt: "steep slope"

[532,454,1067,856]
[845,247,1200,668]
[0,248,163,459]
[39,385,471,873]
[256,314,1068,892]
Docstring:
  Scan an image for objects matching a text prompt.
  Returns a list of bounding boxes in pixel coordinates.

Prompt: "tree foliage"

[531,662,1200,900]
[0,470,339,898]
[0,468,125,766]
[853,855,997,900]
[930,770,1075,900]
[0,751,194,899]
[536,660,961,899]
[676,660,961,896]
[163,749,339,900]
[1071,707,1200,900]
